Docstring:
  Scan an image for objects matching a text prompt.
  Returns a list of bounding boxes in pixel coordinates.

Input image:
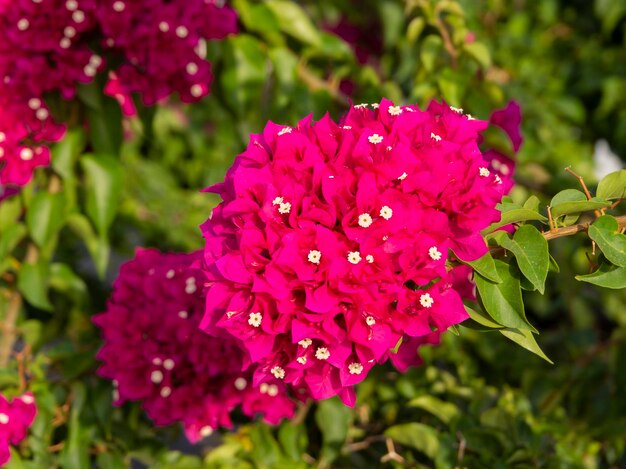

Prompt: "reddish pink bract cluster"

[0,0,237,187]
[0,392,37,466]
[93,249,294,442]
[199,99,508,405]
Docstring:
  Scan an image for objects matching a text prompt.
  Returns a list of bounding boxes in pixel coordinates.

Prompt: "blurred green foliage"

[1,0,625,467]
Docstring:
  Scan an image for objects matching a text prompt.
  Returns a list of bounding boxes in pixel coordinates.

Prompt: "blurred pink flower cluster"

[93,249,294,442]
[199,99,510,406]
[0,392,37,466]
[0,0,237,187]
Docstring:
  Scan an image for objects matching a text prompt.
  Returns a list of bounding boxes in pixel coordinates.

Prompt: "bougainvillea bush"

[0,0,625,467]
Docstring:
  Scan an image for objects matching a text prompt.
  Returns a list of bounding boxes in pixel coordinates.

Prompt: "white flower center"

[379,206,393,220]
[315,347,330,360]
[152,357,162,366]
[271,366,285,379]
[234,377,247,390]
[278,127,292,136]
[190,84,203,98]
[278,202,291,214]
[0,413,9,424]
[348,362,364,375]
[20,395,35,404]
[358,213,373,228]
[160,386,172,398]
[419,293,434,308]
[398,172,408,181]
[428,246,442,261]
[366,254,374,263]
[308,250,322,265]
[28,98,41,109]
[366,316,376,326]
[272,196,283,205]
[347,251,362,264]
[178,310,188,319]
[72,10,85,23]
[163,359,175,370]
[388,105,402,116]
[248,312,262,328]
[36,108,49,120]
[449,105,464,113]
[495,175,503,184]
[267,384,279,397]
[342,125,352,130]
[368,134,383,144]
[113,1,125,12]
[186,62,198,75]
[200,426,213,437]
[175,26,189,38]
[66,0,78,10]
[430,133,442,142]
[226,311,236,318]
[150,370,164,384]
[166,269,175,279]
[17,18,29,31]
[20,148,34,161]
[371,103,379,109]
[479,167,490,177]
[159,21,170,32]
[298,338,312,348]
[354,103,368,109]
[296,356,307,365]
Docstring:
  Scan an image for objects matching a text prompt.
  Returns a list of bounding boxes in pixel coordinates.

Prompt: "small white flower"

[479,167,490,177]
[175,25,189,38]
[248,312,262,328]
[186,62,198,75]
[500,164,510,175]
[419,293,434,308]
[347,251,362,265]
[0,413,9,424]
[234,377,247,390]
[405,107,415,112]
[112,389,120,402]
[307,250,322,265]
[20,148,34,161]
[368,133,383,144]
[178,310,188,319]
[315,347,330,360]
[388,105,402,116]
[17,18,29,31]
[163,359,175,370]
[190,84,203,98]
[428,246,442,261]
[267,384,279,397]
[491,159,501,170]
[348,363,364,375]
[296,356,307,365]
[342,125,352,130]
[152,357,162,366]
[298,338,312,348]
[185,282,197,294]
[260,383,269,394]
[277,127,292,136]
[398,172,408,181]
[430,132,442,142]
[271,366,285,379]
[449,105,464,113]
[160,386,172,398]
[371,103,380,109]
[0,132,6,143]
[226,311,236,318]
[200,426,213,437]
[65,0,78,10]
[72,10,85,23]
[83,64,97,77]
[358,213,373,228]
[495,175,503,184]
[366,316,376,326]
[159,21,170,32]
[36,108,49,121]
[278,202,291,214]
[113,1,125,12]
[20,395,35,405]
[354,103,368,109]
[379,205,393,220]
[366,254,374,264]
[28,98,41,110]
[150,370,164,384]
[466,114,475,120]
[272,196,283,205]
[166,269,175,279]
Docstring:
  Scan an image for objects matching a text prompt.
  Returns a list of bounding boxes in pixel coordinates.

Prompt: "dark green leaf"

[588,215,626,267]
[26,192,66,248]
[464,304,504,329]
[315,398,351,464]
[550,189,610,218]
[17,261,52,311]
[576,263,626,289]
[459,251,501,283]
[475,260,537,331]
[0,224,26,262]
[81,154,123,237]
[86,94,123,156]
[500,328,553,363]
[266,1,321,46]
[484,203,547,233]
[499,225,550,293]
[408,395,460,424]
[384,422,440,460]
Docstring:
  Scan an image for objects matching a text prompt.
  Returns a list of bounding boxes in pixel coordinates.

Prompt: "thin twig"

[565,166,603,216]
[0,291,22,368]
[541,214,626,241]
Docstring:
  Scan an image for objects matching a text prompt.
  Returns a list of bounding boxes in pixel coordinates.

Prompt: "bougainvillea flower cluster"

[199,99,509,405]
[0,392,37,466]
[0,0,237,188]
[93,249,294,442]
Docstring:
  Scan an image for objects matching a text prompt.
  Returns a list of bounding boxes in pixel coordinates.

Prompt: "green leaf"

[420,35,443,72]
[464,304,504,329]
[576,263,626,289]
[315,398,351,464]
[407,17,426,43]
[550,189,610,219]
[588,215,626,267]
[500,328,553,364]
[484,203,547,233]
[49,263,88,305]
[384,423,440,460]
[379,0,405,49]
[408,395,460,424]
[51,128,85,181]
[266,0,321,47]
[233,0,284,46]
[59,383,91,469]
[26,192,66,248]
[463,42,491,68]
[523,195,541,211]
[499,225,550,293]
[475,260,537,332]
[459,251,501,283]
[548,254,560,273]
[0,196,22,231]
[0,224,26,262]
[278,423,307,462]
[17,261,53,311]
[86,93,123,156]
[81,154,123,237]
[596,169,626,200]
[66,213,109,278]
